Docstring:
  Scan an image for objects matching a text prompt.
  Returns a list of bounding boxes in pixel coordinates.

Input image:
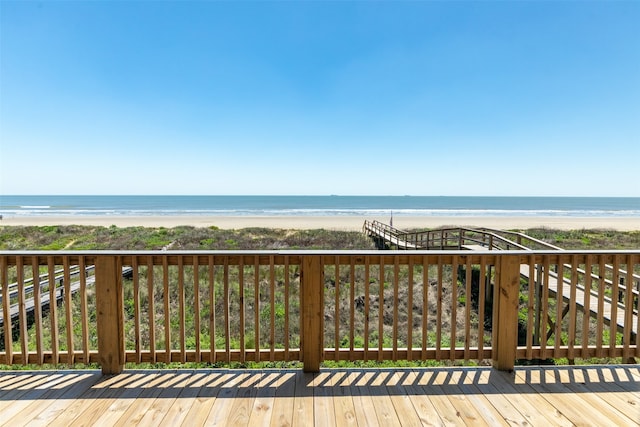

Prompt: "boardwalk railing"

[1,251,639,374]
[363,220,531,250]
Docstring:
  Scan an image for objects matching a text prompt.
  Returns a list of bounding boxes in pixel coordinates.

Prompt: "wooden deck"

[0,365,638,426]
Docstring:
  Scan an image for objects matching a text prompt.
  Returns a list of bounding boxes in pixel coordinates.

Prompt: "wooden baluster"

[17,257,28,364]
[239,256,245,363]
[178,256,186,363]
[0,257,10,365]
[147,256,156,364]
[32,257,44,365]
[193,255,201,363]
[48,257,59,365]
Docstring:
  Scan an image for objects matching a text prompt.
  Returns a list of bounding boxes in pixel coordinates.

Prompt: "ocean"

[1,195,639,218]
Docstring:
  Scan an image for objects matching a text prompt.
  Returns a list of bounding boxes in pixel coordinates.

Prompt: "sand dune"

[2,215,640,231]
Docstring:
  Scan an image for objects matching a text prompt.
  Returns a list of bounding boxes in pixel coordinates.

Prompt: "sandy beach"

[1,215,640,231]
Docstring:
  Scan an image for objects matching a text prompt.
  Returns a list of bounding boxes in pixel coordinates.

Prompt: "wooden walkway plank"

[430,371,491,427]
[366,370,402,427]
[0,373,97,426]
[204,371,253,426]
[291,371,315,426]
[350,370,383,427]
[150,372,210,426]
[561,367,640,423]
[227,372,263,426]
[66,373,149,427]
[0,373,59,404]
[179,371,227,426]
[480,369,573,427]
[411,369,464,426]
[386,371,424,427]
[328,370,357,427]
[247,371,279,427]
[0,366,638,426]
[45,373,138,427]
[607,366,640,394]
[465,374,534,426]
[111,372,191,426]
[0,373,70,417]
[447,369,510,427]
[87,372,162,427]
[80,372,191,427]
[554,367,640,425]
[271,371,298,426]
[401,370,448,427]
[10,373,100,427]
[313,371,336,427]
[268,370,297,427]
[515,368,636,427]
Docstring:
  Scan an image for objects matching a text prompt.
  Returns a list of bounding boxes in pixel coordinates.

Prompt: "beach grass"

[1,224,639,250]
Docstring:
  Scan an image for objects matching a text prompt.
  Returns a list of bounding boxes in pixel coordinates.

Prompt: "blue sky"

[1,1,639,196]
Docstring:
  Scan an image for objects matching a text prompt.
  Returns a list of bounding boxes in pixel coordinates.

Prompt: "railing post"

[492,255,521,371]
[95,256,124,374]
[301,255,324,373]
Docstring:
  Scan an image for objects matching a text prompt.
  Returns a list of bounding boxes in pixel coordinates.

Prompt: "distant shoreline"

[2,215,640,231]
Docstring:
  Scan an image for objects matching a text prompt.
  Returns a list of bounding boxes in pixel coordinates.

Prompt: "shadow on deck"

[1,365,639,425]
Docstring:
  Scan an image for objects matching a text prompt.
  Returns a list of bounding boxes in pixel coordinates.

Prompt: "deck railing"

[1,251,639,374]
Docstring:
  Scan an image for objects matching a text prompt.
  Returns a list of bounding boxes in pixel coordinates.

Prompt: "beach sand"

[1,215,640,231]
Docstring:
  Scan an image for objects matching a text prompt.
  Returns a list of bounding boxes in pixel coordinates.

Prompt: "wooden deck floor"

[0,365,638,426]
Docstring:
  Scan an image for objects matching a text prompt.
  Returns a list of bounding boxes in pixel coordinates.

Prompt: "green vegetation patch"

[0,225,377,250]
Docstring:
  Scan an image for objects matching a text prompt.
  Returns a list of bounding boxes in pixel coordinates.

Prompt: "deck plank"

[350,370,382,426]
[0,366,638,426]
[0,373,98,426]
[154,372,210,426]
[205,371,252,426]
[180,371,228,426]
[387,371,424,427]
[448,369,510,427]
[401,371,447,427]
[291,371,314,426]
[554,367,640,425]
[328,371,357,427]
[269,370,296,427]
[480,369,573,426]
[247,371,279,427]
[91,373,162,426]
[516,367,637,427]
[367,370,402,426]
[313,371,336,427]
[112,372,190,426]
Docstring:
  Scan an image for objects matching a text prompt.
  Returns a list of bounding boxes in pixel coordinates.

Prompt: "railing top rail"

[2,249,640,256]
[478,227,564,250]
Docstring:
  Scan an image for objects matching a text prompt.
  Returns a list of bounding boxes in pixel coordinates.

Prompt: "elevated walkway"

[364,220,639,345]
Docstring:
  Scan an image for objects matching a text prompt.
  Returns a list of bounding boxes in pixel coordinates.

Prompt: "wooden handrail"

[1,250,639,373]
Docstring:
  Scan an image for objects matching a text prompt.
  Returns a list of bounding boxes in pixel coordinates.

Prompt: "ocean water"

[1,195,639,218]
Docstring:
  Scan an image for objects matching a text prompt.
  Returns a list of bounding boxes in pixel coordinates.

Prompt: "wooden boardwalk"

[0,267,131,328]
[0,365,638,426]
[521,265,639,338]
[363,221,639,348]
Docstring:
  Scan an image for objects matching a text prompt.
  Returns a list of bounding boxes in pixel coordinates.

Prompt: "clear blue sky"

[1,1,638,196]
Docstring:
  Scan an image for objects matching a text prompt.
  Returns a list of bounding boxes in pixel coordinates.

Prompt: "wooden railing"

[363,220,530,250]
[1,251,639,374]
